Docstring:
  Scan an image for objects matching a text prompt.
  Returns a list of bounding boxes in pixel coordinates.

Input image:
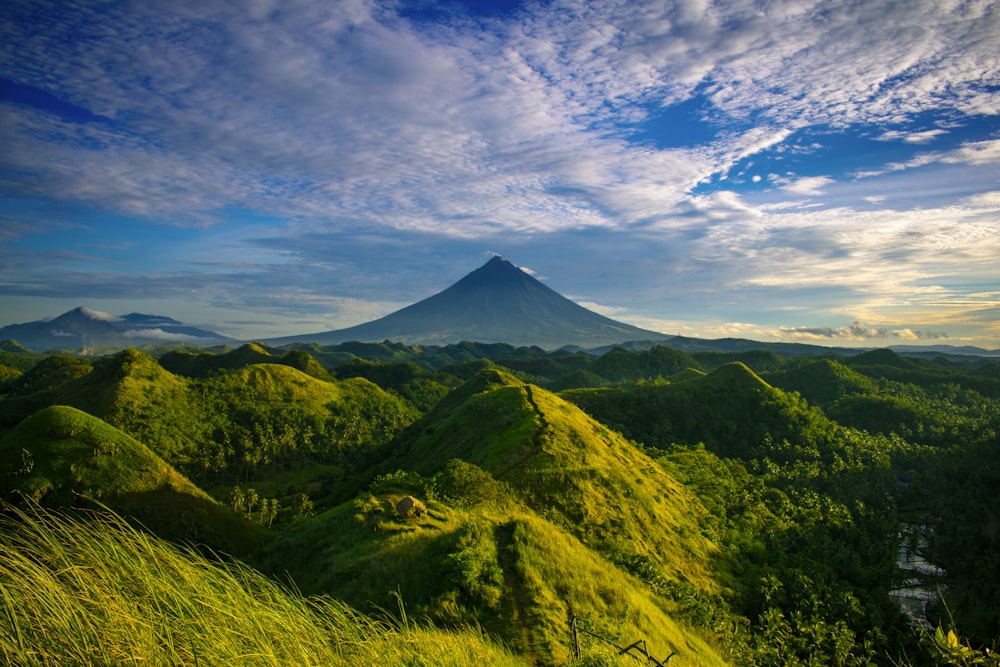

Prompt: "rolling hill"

[0,405,270,554]
[258,369,730,666]
[561,362,839,461]
[0,348,419,499]
[3,342,998,664]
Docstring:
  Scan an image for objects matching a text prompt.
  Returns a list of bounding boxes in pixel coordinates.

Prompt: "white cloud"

[962,191,1000,208]
[573,300,628,317]
[943,139,1000,166]
[854,138,1000,179]
[121,328,217,342]
[780,175,835,196]
[2,0,997,236]
[877,129,949,144]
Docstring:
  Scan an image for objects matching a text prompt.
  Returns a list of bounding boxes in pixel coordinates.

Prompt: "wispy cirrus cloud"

[855,138,1000,178]
[3,0,998,233]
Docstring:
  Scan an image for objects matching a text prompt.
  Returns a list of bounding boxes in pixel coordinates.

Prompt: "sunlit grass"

[0,503,525,666]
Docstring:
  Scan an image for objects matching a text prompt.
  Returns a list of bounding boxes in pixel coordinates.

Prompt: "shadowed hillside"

[160,342,333,381]
[0,405,270,555]
[562,362,839,462]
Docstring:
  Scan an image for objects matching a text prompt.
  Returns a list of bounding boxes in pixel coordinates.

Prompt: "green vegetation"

[0,502,525,666]
[259,466,729,666]
[1,405,203,503]
[0,354,92,397]
[0,405,271,555]
[0,342,997,665]
[0,348,419,506]
[160,342,334,381]
[257,368,730,664]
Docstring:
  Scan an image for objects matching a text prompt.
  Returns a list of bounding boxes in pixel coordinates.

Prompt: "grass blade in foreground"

[0,503,524,666]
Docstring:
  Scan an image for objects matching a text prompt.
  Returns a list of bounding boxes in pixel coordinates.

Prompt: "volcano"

[269,256,669,349]
[0,307,233,352]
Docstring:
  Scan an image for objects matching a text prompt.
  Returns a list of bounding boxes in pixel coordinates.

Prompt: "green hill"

[0,364,22,388]
[848,348,914,369]
[0,340,43,374]
[160,342,334,381]
[4,346,996,664]
[259,369,731,665]
[563,362,838,463]
[589,345,700,383]
[391,369,722,583]
[0,354,92,397]
[0,349,418,495]
[261,477,728,666]
[0,405,270,555]
[763,357,999,448]
[764,358,879,406]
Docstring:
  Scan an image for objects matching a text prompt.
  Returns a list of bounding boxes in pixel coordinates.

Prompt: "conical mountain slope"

[268,256,668,349]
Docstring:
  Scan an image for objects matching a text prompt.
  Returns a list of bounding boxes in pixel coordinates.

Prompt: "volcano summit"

[270,256,669,349]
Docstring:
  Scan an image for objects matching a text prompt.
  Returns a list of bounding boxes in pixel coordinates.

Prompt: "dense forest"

[1,338,998,665]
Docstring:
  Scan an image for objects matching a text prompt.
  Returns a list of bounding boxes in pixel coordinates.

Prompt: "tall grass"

[0,503,524,666]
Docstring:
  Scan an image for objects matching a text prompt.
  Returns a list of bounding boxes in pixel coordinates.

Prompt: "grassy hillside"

[258,370,732,666]
[0,349,201,462]
[193,363,420,489]
[260,472,730,666]
[0,503,526,667]
[765,358,1000,448]
[562,362,839,463]
[2,345,997,664]
[0,405,270,555]
[0,405,203,503]
[0,341,43,373]
[0,354,92,397]
[160,342,334,381]
[0,349,419,497]
[764,358,879,406]
[561,364,933,664]
[390,369,724,590]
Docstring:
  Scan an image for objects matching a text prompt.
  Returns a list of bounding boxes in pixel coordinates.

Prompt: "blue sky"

[2,0,999,348]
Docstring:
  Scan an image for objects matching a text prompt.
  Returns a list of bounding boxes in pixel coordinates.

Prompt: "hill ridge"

[389,370,722,589]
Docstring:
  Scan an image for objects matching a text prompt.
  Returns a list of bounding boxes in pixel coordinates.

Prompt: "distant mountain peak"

[267,257,670,349]
[0,307,232,352]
